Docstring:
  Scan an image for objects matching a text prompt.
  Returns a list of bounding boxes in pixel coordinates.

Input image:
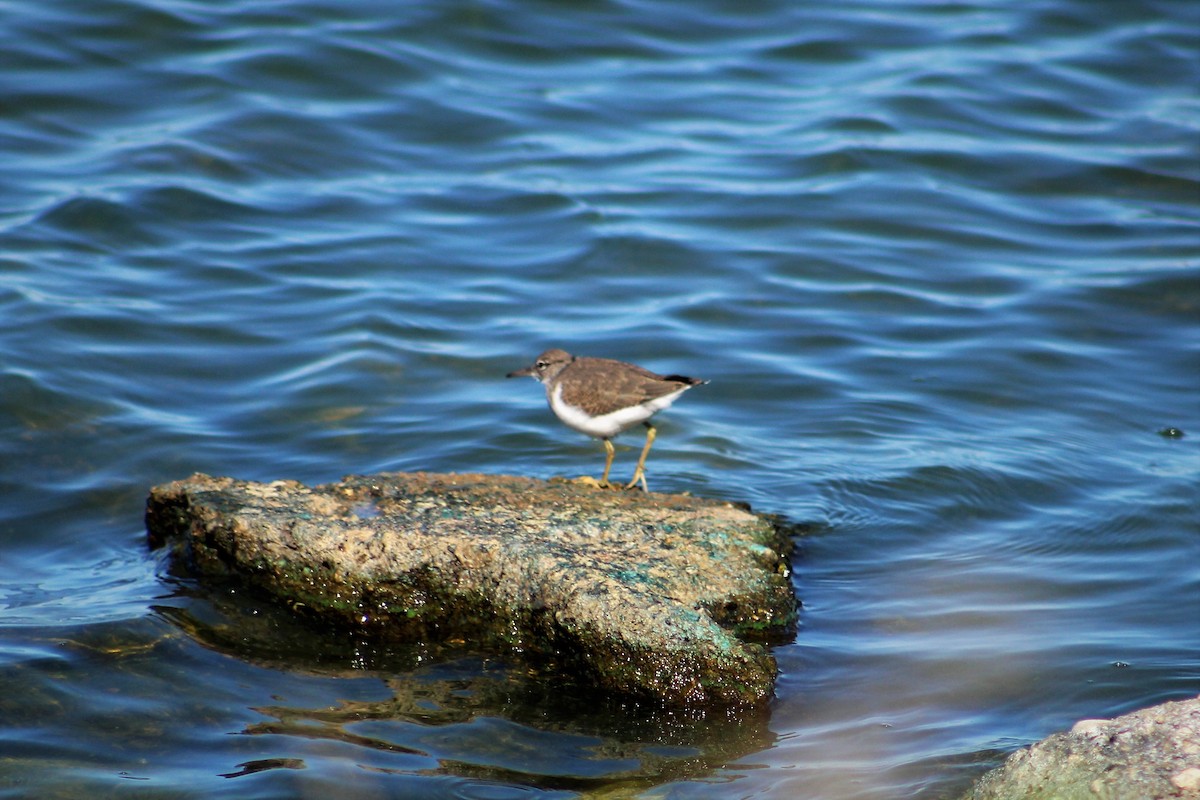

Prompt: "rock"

[964,695,1200,800]
[145,472,798,707]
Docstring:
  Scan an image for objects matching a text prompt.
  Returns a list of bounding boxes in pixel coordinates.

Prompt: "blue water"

[2,0,1198,797]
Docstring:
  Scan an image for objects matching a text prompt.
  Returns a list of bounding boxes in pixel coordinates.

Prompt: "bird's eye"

[536,360,547,369]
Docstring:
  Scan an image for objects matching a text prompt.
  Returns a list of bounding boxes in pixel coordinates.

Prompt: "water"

[2,0,1197,797]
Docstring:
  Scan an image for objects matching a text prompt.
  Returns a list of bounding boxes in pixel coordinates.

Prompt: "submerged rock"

[145,472,798,707]
[964,695,1200,800]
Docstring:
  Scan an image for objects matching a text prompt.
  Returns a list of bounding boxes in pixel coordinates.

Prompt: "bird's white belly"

[548,383,686,439]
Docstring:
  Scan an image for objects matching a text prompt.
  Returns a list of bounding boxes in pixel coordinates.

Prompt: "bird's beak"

[506,364,535,378]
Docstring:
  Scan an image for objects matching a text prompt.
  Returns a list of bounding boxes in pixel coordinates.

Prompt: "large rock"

[965,695,1200,799]
[145,472,798,707]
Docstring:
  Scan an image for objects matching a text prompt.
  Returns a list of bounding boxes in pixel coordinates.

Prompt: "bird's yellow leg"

[600,438,616,486]
[571,439,618,489]
[625,423,656,491]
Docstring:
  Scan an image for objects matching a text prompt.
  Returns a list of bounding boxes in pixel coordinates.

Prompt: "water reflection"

[154,587,777,791]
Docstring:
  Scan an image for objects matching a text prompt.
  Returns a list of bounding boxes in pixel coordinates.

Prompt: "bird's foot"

[566,475,622,490]
[624,471,649,492]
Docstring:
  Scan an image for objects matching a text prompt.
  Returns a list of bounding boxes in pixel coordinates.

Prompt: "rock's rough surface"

[965,696,1200,800]
[146,472,798,707]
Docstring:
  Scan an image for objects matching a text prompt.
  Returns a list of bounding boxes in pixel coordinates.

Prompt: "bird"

[506,348,706,490]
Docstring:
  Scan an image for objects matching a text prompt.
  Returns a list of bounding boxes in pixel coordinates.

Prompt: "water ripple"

[1,0,1197,798]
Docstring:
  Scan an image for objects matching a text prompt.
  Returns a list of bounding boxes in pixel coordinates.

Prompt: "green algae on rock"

[145,472,798,707]
[964,695,1200,800]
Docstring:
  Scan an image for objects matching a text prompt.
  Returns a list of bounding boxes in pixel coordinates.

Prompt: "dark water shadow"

[150,572,780,792]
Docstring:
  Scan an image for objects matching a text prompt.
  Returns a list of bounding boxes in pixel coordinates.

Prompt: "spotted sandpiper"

[506,348,706,491]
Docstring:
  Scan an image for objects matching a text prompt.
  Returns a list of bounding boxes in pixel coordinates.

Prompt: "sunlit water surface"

[2,1,1198,798]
